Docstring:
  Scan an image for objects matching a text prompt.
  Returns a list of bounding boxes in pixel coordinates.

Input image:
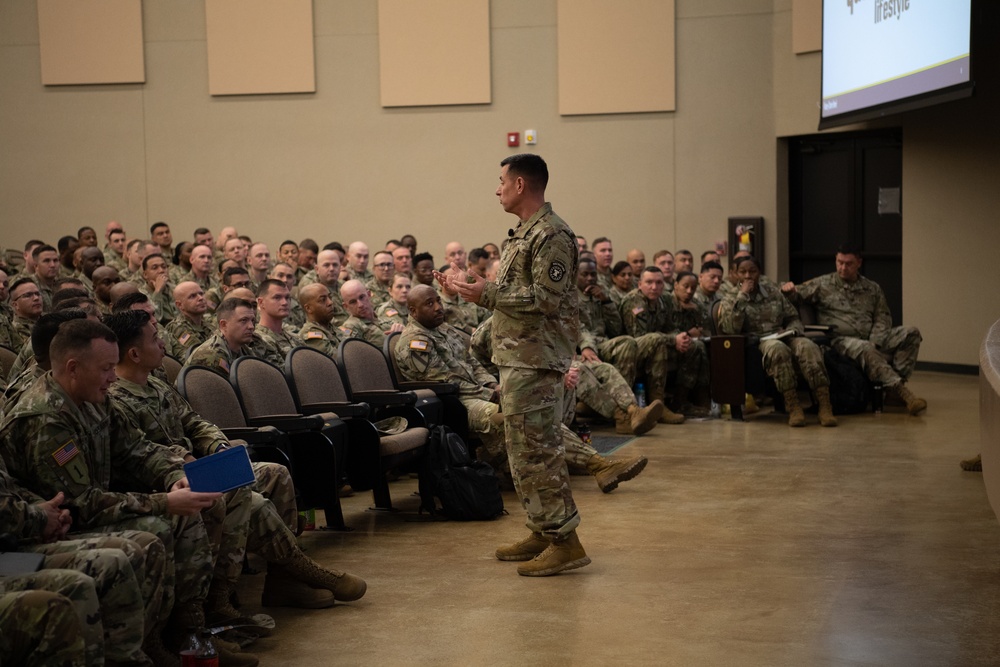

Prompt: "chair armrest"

[397,381,458,395]
[247,414,326,432]
[221,427,281,446]
[352,390,417,407]
[301,402,371,418]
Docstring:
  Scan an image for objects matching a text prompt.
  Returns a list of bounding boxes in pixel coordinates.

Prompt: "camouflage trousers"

[832,327,922,387]
[93,512,214,623]
[252,461,297,533]
[0,573,91,667]
[759,337,829,393]
[633,333,671,399]
[578,360,635,418]
[203,487,252,588]
[673,339,710,391]
[498,367,580,539]
[246,490,300,564]
[596,336,639,386]
[462,396,599,479]
[34,532,164,663]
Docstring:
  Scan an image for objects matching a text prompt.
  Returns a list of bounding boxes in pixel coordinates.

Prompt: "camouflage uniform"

[339,315,386,348]
[793,272,921,387]
[575,360,636,420]
[73,272,94,297]
[619,289,709,395]
[1,459,161,664]
[12,315,34,348]
[203,286,223,312]
[440,291,490,335]
[345,267,372,283]
[577,287,641,385]
[298,320,341,358]
[478,202,580,540]
[0,306,18,350]
[103,244,127,272]
[609,283,630,306]
[671,293,709,335]
[0,372,215,628]
[286,296,306,331]
[293,277,349,326]
[6,342,34,385]
[138,281,178,325]
[365,277,392,308]
[595,268,614,295]
[164,314,214,361]
[0,574,90,666]
[184,332,253,378]
[718,282,829,393]
[376,301,408,330]
[394,319,598,481]
[178,270,219,295]
[110,375,299,595]
[252,323,303,367]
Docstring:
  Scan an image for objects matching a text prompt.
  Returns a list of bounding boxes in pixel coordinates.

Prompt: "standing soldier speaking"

[441,154,589,577]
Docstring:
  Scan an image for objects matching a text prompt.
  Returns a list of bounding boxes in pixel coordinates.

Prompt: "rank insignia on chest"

[52,440,79,467]
[548,261,566,282]
[179,333,191,344]
[409,340,428,351]
[632,306,645,315]
[386,309,398,317]
[304,331,324,340]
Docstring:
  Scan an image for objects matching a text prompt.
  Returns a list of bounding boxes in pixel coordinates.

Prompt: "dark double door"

[788,130,903,324]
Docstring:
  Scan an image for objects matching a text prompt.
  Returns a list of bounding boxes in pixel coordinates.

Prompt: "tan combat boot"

[270,550,367,602]
[783,389,805,427]
[649,398,685,424]
[586,454,649,493]
[205,580,272,637]
[672,386,711,418]
[516,531,591,577]
[895,383,927,415]
[814,386,839,427]
[615,401,664,435]
[261,570,335,609]
[495,533,549,561]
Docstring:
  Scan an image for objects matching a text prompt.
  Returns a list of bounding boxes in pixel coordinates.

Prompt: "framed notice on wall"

[728,217,764,274]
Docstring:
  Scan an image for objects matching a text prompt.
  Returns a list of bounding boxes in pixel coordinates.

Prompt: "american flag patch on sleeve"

[52,440,79,467]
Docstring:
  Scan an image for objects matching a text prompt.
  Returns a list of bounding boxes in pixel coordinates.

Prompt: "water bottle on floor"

[634,383,646,408]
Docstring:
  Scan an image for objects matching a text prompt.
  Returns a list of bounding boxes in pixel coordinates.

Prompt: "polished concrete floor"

[239,371,1000,666]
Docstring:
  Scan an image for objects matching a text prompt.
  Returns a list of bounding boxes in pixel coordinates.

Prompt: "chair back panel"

[286,346,350,405]
[176,366,248,429]
[231,357,298,418]
[161,355,183,386]
[339,338,395,393]
[384,331,405,385]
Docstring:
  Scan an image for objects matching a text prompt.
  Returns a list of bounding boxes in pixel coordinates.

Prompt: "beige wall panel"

[0,44,147,237]
[0,0,40,46]
[557,0,675,115]
[37,0,145,85]
[673,11,776,272]
[377,0,491,107]
[205,0,315,96]
[791,0,821,54]
[677,0,772,19]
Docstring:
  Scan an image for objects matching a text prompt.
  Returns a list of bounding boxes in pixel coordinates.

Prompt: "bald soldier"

[338,279,403,348]
[345,242,372,282]
[297,283,344,357]
[164,280,214,360]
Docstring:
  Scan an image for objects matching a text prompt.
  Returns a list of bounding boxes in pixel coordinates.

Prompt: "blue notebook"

[184,445,256,493]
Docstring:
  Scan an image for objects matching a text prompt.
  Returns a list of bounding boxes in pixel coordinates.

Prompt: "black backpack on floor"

[419,425,505,521]
[823,347,872,414]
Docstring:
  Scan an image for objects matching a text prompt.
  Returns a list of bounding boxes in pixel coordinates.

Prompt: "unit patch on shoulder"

[631,306,645,315]
[304,331,324,340]
[548,261,566,282]
[51,440,79,467]
[218,359,230,372]
[409,340,429,351]
[386,309,398,317]
[178,333,191,345]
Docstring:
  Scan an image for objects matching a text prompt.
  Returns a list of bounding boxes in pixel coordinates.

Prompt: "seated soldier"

[251,279,302,367]
[412,252,436,287]
[376,272,411,330]
[9,277,43,348]
[609,261,634,304]
[137,252,178,325]
[184,297,257,378]
[365,250,395,307]
[437,267,490,335]
[106,310,365,616]
[719,256,837,427]
[269,261,305,330]
[205,266,252,313]
[0,319,222,656]
[339,279,403,347]
[395,285,647,493]
[0,586,87,666]
[297,283,342,357]
[164,280,214,360]
[671,271,708,338]
[782,244,926,415]
[694,260,724,311]
[619,267,711,417]
[90,265,121,316]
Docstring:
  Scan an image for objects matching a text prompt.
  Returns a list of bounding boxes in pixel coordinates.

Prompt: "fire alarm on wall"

[507,132,520,147]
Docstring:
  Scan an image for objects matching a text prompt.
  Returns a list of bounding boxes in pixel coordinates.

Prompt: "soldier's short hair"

[652,249,673,263]
[578,256,598,269]
[280,240,298,251]
[9,277,37,295]
[126,239,144,254]
[837,243,863,259]
[216,297,255,321]
[592,237,611,249]
[50,319,117,366]
[194,227,211,236]
[112,291,150,313]
[675,271,696,283]
[735,255,760,271]
[222,266,250,286]
[31,244,57,260]
[700,250,718,262]
[53,298,100,318]
[468,248,489,264]
[103,309,152,362]
[51,288,90,308]
[611,261,631,276]
[501,153,548,191]
[31,310,87,364]
[640,266,664,278]
[700,260,723,274]
[141,253,165,271]
[676,249,693,258]
[57,236,77,254]
[322,241,344,253]
[24,239,44,252]
[413,252,434,266]
[150,221,169,235]
[53,277,85,290]
[299,238,320,253]
[256,279,286,298]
